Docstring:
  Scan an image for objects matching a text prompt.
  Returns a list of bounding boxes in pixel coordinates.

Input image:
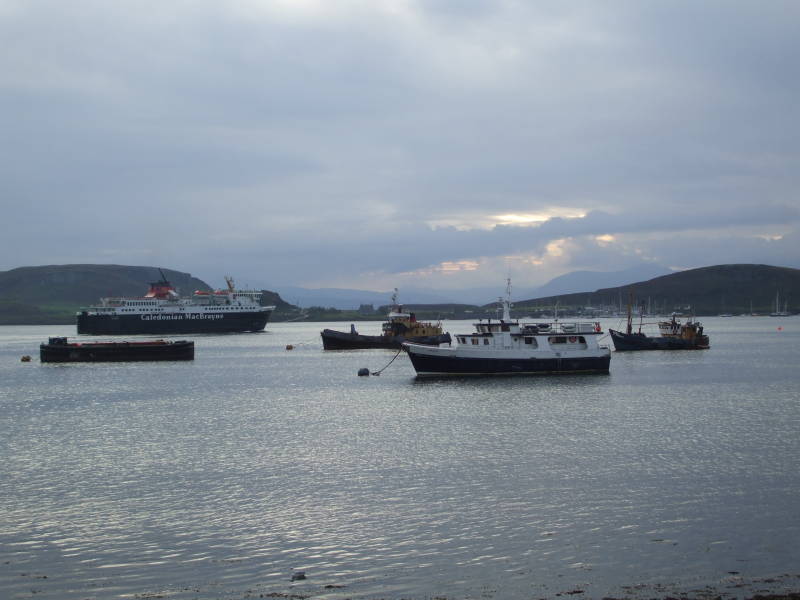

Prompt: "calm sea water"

[1,317,799,600]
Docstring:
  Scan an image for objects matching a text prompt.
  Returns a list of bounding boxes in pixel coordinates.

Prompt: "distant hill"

[529,264,672,298]
[3,263,796,324]
[0,264,296,325]
[273,265,669,308]
[513,264,800,315]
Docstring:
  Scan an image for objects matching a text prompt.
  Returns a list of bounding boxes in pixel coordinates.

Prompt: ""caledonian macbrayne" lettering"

[140,314,224,320]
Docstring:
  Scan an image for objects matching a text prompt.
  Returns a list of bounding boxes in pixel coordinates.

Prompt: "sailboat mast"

[626,289,633,335]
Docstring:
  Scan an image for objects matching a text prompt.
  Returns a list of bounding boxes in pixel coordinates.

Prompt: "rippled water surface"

[2,318,799,599]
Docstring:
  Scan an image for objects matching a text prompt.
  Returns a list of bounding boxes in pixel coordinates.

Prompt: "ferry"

[77,271,274,335]
[402,281,611,376]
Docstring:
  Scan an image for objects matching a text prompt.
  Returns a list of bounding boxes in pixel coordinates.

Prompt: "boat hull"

[404,347,610,376]
[40,340,195,362]
[77,310,271,335]
[609,329,709,351]
[321,329,451,350]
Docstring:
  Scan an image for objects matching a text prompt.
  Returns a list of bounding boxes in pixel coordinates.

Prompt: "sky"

[2,0,799,293]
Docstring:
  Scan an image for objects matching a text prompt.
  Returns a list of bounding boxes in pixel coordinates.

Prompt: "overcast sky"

[2,0,799,292]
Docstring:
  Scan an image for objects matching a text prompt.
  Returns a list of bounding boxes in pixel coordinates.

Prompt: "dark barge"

[40,337,195,362]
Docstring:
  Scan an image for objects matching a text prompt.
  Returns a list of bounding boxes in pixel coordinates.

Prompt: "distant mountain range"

[1,263,797,324]
[279,264,672,308]
[277,286,457,310]
[525,264,672,298]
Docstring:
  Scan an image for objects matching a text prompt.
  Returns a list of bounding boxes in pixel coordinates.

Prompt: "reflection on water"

[1,319,799,599]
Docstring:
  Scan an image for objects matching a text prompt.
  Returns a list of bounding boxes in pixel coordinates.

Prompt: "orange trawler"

[321,290,450,350]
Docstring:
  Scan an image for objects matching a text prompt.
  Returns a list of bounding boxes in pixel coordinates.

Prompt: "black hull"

[321,329,451,350]
[609,329,709,351]
[77,310,270,335]
[406,351,610,376]
[40,340,194,362]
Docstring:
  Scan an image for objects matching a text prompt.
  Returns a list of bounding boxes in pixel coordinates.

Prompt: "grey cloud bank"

[1,1,798,292]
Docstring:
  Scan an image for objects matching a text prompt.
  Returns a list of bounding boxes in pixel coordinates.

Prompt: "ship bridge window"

[568,335,588,348]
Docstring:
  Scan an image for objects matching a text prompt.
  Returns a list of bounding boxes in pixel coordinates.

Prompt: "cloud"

[1,1,799,291]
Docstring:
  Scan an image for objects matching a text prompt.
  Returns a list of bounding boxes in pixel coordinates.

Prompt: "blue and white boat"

[403,281,611,377]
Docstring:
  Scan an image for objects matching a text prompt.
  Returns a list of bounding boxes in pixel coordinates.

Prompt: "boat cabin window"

[484,338,490,345]
[501,324,510,332]
[548,335,587,347]
[471,338,479,345]
[459,337,467,344]
[524,337,538,347]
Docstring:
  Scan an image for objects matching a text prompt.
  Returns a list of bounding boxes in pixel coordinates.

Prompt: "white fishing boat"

[402,280,611,377]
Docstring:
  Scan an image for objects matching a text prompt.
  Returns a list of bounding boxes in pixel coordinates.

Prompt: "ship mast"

[626,289,633,335]
[500,278,512,321]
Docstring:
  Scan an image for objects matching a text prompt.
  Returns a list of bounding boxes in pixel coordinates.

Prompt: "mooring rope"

[371,347,404,376]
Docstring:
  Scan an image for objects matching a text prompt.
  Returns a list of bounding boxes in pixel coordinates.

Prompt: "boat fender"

[357,368,370,376]
[594,322,601,332]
